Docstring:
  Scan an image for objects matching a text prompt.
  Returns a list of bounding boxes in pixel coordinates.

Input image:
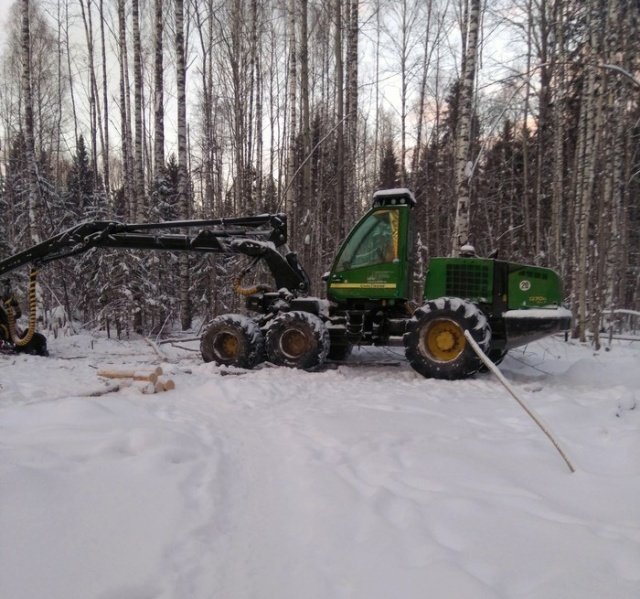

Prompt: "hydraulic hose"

[232,276,271,297]
[232,257,270,296]
[5,267,38,347]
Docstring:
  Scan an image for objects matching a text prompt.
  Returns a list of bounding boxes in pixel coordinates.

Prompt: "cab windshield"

[335,209,399,271]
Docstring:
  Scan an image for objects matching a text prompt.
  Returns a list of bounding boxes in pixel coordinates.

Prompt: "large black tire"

[404,297,491,380]
[265,311,329,370]
[200,314,264,369]
[0,311,48,356]
[15,332,49,356]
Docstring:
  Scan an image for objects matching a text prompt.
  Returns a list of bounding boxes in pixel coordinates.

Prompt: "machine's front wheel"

[404,297,491,379]
[15,332,49,356]
[200,314,264,369]
[265,311,329,370]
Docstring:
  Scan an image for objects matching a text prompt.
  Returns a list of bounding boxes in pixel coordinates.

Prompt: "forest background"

[0,0,637,348]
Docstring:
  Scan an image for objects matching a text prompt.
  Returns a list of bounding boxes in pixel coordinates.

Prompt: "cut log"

[160,379,175,391]
[97,369,160,384]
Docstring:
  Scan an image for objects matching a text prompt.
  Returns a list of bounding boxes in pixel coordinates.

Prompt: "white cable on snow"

[464,330,576,474]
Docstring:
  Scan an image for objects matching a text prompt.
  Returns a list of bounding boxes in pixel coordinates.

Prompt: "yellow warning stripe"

[330,283,397,289]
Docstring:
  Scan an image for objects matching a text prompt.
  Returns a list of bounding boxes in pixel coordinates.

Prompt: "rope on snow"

[464,330,576,474]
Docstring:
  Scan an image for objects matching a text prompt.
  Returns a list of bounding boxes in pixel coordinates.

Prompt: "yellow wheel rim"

[280,328,309,358]
[214,332,240,360]
[423,319,466,362]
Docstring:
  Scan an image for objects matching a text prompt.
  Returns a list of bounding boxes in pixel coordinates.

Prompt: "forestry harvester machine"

[0,189,572,379]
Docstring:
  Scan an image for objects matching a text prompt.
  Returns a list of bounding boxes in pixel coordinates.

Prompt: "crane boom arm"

[0,215,309,294]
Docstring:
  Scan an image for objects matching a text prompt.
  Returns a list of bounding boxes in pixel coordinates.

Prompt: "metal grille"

[445,263,490,299]
[521,270,549,280]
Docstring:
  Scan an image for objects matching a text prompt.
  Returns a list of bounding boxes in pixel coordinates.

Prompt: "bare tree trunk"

[99,0,110,195]
[175,0,191,330]
[412,1,434,182]
[576,12,604,342]
[551,1,565,270]
[21,0,40,244]
[592,0,627,347]
[65,0,79,147]
[230,0,245,213]
[252,0,263,210]
[520,0,534,253]
[534,0,553,263]
[374,0,381,178]
[345,0,358,224]
[118,0,134,219]
[286,0,297,218]
[54,1,64,185]
[153,0,165,180]
[397,0,417,186]
[452,0,480,253]
[79,0,105,192]
[335,0,345,237]
[132,0,146,221]
[193,0,214,214]
[300,0,311,235]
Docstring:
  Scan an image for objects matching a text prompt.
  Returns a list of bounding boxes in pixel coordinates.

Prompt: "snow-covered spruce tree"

[3,135,58,281]
[146,155,181,334]
[476,119,531,263]
[378,138,400,189]
[65,135,97,221]
[66,135,110,326]
[2,134,30,257]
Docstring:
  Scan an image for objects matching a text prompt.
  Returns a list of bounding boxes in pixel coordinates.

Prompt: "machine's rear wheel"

[265,311,329,370]
[404,297,491,380]
[200,314,264,369]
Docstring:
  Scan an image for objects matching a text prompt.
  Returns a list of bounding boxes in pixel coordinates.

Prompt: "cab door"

[327,205,410,302]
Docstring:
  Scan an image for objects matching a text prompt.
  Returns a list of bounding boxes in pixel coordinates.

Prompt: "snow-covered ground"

[1,332,639,599]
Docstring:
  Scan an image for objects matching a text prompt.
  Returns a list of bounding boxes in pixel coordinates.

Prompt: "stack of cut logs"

[97,366,175,394]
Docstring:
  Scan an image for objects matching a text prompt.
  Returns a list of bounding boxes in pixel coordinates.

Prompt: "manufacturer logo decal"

[519,280,531,291]
[330,283,397,289]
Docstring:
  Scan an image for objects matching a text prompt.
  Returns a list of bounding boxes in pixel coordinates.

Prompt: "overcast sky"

[0,0,13,48]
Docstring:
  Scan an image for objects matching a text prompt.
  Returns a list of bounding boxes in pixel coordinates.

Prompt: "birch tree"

[175,0,192,329]
[132,0,146,221]
[451,0,480,253]
[334,0,345,236]
[117,0,134,219]
[99,0,110,194]
[153,0,165,183]
[21,0,40,244]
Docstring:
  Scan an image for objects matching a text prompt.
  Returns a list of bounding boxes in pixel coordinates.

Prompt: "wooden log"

[97,369,159,384]
[160,379,175,391]
[150,379,175,393]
